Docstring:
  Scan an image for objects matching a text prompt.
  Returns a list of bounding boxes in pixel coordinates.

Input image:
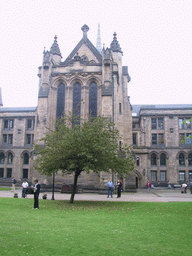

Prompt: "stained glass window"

[89,82,97,118]
[73,82,81,125]
[56,83,65,119]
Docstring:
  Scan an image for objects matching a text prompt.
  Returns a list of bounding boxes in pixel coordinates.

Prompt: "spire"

[50,36,62,56]
[110,32,123,53]
[81,24,89,37]
[96,23,102,54]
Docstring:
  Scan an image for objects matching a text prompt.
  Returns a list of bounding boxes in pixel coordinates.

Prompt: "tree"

[34,116,135,203]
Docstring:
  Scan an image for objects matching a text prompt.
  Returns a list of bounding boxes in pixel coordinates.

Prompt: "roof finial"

[110,32,123,54]
[96,23,102,54]
[81,24,89,37]
[50,35,62,57]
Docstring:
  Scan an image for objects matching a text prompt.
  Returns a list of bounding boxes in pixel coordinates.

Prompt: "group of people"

[107,179,122,198]
[12,178,41,209]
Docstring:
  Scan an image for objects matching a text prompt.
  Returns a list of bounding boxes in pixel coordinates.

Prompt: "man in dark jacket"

[32,179,40,209]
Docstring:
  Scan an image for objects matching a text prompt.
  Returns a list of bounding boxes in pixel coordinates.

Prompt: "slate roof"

[62,25,102,66]
[132,104,192,116]
[0,107,36,113]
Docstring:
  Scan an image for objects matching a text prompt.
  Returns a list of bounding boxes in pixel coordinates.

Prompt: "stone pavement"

[1,188,192,202]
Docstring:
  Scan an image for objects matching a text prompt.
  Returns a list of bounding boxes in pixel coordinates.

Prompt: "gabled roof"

[62,25,102,66]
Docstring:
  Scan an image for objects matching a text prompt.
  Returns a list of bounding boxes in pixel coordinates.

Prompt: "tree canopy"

[34,116,135,203]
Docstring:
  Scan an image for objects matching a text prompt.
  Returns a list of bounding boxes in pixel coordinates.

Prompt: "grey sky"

[1,0,192,107]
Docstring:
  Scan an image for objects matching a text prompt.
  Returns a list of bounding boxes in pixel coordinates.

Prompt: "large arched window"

[56,83,65,119]
[7,153,13,164]
[23,153,29,165]
[0,153,5,164]
[179,153,185,166]
[188,153,192,166]
[160,153,166,166]
[151,153,157,166]
[89,82,97,118]
[73,82,81,125]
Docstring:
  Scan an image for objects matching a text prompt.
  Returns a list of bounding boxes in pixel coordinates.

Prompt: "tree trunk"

[69,169,80,203]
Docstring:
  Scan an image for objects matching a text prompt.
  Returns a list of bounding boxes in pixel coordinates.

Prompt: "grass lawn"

[0,198,192,256]
[0,187,12,191]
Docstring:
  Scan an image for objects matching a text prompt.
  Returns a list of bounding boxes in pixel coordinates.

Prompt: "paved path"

[1,188,192,202]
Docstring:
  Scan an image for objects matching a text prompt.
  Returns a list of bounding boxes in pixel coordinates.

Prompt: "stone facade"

[132,105,192,188]
[0,25,191,189]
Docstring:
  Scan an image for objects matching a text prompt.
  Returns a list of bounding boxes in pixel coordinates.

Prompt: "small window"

[186,119,191,129]
[136,157,140,166]
[158,118,164,130]
[186,134,192,145]
[151,153,157,166]
[26,134,34,145]
[188,154,192,166]
[160,153,166,166]
[179,153,185,166]
[0,168,4,178]
[151,118,157,130]
[7,168,12,178]
[179,118,184,129]
[119,103,122,114]
[23,169,28,179]
[151,171,157,182]
[152,134,157,145]
[3,119,14,130]
[133,133,137,146]
[7,153,13,164]
[27,119,35,130]
[9,120,14,130]
[3,120,8,129]
[0,153,5,164]
[23,153,29,165]
[189,171,192,181]
[179,171,185,181]
[8,134,13,145]
[158,134,164,145]
[160,171,166,182]
[3,134,7,144]
[179,134,185,145]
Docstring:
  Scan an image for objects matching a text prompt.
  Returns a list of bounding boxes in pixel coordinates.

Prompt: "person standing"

[32,180,40,209]
[190,182,192,194]
[22,180,29,198]
[12,177,17,192]
[117,180,122,198]
[107,180,114,198]
[147,181,151,192]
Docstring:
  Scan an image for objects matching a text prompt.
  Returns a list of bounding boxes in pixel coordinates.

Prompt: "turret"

[50,36,62,64]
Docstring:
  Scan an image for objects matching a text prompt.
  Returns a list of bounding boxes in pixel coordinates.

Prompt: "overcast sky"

[1,0,192,108]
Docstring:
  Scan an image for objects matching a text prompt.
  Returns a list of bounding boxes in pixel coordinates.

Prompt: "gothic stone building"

[0,25,192,190]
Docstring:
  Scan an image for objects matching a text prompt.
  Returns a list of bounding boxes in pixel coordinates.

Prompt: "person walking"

[12,177,17,192]
[32,180,40,209]
[147,181,152,192]
[22,180,29,198]
[117,180,122,198]
[107,180,114,198]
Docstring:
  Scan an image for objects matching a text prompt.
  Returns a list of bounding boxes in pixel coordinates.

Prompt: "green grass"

[0,187,12,191]
[0,198,192,256]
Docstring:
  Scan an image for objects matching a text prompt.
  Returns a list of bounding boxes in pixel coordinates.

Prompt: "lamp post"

[51,172,55,200]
